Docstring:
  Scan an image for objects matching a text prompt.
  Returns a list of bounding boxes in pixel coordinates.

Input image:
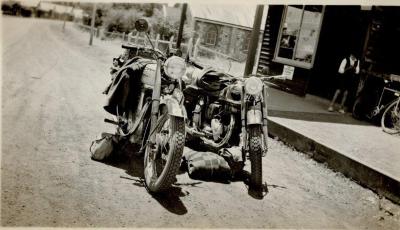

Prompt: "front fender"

[160,95,186,118]
[247,109,263,125]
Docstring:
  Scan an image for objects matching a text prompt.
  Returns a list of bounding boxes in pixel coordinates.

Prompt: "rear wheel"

[144,114,185,192]
[248,125,263,190]
[381,99,400,134]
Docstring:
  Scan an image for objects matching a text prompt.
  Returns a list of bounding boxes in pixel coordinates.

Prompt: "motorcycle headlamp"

[245,76,263,95]
[164,56,187,79]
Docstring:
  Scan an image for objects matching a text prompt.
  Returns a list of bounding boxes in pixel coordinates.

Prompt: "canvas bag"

[90,133,115,161]
[218,146,245,178]
[182,149,232,181]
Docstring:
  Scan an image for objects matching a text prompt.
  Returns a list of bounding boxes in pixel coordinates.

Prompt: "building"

[256,5,400,100]
[185,4,268,61]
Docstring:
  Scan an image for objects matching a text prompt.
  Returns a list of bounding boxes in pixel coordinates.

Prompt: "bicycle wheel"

[381,99,400,134]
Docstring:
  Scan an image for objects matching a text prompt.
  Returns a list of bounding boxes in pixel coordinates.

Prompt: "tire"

[381,99,400,134]
[248,125,263,190]
[144,115,185,192]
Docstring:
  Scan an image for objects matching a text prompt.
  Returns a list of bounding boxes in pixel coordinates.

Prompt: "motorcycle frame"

[148,59,162,145]
[241,85,269,153]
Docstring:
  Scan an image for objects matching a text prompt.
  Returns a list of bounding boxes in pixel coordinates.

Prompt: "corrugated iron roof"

[189,4,267,30]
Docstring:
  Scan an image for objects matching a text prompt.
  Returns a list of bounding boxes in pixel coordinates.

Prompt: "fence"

[75,23,245,75]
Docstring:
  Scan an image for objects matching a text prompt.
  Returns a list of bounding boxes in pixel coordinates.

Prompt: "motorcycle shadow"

[99,142,190,215]
[232,170,269,200]
[101,142,145,180]
[151,186,189,215]
[238,170,288,200]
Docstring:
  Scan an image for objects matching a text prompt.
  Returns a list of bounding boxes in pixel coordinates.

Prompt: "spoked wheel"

[381,99,400,134]
[144,114,185,193]
[248,125,263,191]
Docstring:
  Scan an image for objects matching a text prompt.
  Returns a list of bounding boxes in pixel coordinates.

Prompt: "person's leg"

[339,90,348,114]
[328,89,341,111]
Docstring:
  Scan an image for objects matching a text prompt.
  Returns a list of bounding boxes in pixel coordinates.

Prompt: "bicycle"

[381,94,400,134]
[353,73,400,125]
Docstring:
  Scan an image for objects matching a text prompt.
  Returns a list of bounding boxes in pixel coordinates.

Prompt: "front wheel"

[381,99,400,134]
[248,125,263,190]
[144,114,185,192]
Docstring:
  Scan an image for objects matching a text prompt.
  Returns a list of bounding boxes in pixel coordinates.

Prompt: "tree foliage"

[102,7,144,33]
[150,10,180,40]
[80,3,189,40]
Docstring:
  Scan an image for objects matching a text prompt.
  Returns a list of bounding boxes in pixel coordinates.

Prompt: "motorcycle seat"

[195,68,232,92]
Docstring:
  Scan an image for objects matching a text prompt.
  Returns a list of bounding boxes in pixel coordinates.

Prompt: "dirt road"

[2,16,400,228]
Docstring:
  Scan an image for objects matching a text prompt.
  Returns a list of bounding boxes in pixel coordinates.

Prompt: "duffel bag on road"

[90,133,115,161]
[181,149,232,181]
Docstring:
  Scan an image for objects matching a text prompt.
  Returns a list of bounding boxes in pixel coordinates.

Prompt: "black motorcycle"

[183,61,275,190]
[103,19,187,193]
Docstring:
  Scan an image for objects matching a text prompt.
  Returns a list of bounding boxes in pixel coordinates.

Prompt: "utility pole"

[176,3,187,50]
[244,5,264,77]
[89,3,97,46]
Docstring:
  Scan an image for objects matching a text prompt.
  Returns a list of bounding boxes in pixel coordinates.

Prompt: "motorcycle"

[103,19,187,193]
[183,60,278,190]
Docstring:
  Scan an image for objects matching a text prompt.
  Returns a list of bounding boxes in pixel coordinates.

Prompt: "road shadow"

[234,170,287,200]
[151,186,189,215]
[95,141,190,215]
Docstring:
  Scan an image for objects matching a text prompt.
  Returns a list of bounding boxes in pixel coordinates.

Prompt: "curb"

[267,117,400,205]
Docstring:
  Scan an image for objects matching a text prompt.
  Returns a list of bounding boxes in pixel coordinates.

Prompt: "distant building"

[36,1,84,21]
[187,4,268,61]
[163,4,267,61]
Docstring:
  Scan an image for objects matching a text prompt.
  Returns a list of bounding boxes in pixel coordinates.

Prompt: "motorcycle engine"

[205,102,224,141]
[206,102,222,121]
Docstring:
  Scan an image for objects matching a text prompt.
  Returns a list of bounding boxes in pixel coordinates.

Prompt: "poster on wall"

[282,65,295,80]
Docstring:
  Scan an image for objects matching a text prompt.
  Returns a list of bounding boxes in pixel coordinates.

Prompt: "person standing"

[328,53,360,113]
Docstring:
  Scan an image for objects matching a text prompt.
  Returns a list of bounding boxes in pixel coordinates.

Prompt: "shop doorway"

[307,6,369,103]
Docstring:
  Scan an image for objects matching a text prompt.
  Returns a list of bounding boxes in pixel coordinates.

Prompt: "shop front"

[257,5,370,99]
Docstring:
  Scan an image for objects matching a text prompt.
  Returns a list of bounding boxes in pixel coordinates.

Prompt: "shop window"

[205,26,217,46]
[274,5,325,69]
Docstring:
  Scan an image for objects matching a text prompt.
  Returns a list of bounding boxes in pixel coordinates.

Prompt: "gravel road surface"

[2,16,400,228]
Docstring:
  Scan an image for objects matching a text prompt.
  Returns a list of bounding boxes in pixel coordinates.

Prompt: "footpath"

[266,87,400,204]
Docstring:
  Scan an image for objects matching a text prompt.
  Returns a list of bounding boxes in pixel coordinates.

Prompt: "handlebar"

[122,42,167,60]
[186,59,204,70]
[246,73,288,81]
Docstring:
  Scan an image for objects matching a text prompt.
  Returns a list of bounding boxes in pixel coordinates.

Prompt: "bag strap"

[218,148,233,159]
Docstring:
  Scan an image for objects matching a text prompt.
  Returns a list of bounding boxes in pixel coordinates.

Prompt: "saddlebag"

[218,146,244,178]
[181,149,231,181]
[103,58,155,116]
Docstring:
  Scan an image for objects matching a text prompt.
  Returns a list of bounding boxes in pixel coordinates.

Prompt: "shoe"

[328,106,334,112]
[339,109,345,114]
